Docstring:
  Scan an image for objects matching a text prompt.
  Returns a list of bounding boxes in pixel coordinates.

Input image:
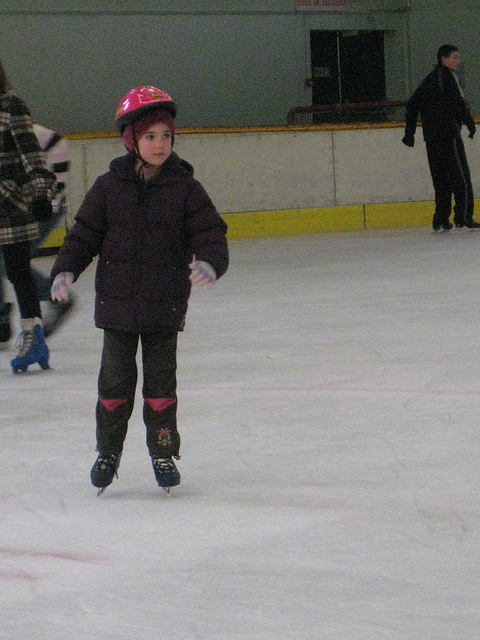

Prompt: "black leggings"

[1,241,41,319]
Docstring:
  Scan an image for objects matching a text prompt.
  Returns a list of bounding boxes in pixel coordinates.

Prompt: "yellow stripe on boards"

[38,199,480,249]
[222,206,364,238]
[365,201,433,229]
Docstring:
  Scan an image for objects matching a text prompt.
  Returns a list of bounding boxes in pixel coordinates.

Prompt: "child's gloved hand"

[189,259,216,289]
[51,272,74,301]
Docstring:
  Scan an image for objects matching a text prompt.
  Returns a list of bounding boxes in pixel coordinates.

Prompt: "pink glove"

[189,260,216,289]
[51,272,74,301]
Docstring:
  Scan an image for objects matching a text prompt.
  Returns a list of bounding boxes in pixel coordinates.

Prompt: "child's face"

[137,122,173,166]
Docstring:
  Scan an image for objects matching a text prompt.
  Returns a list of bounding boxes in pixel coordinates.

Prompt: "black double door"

[310,30,386,108]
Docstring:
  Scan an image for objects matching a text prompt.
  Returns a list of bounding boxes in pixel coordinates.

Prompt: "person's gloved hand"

[51,272,74,301]
[402,134,415,147]
[468,125,476,139]
[31,198,54,221]
[189,260,216,289]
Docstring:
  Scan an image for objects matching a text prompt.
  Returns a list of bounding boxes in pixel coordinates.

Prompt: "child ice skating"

[50,86,229,493]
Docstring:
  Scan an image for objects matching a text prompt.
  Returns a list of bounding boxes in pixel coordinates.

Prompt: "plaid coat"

[0,90,56,245]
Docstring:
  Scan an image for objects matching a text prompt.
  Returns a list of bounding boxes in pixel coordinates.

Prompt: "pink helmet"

[115,86,177,133]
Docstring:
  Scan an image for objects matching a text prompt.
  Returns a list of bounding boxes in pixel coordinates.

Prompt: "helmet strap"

[131,126,153,169]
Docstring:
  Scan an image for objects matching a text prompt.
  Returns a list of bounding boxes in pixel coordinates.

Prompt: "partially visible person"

[0,122,73,346]
[31,123,75,336]
[0,60,56,371]
[0,298,12,345]
[402,44,479,231]
[50,86,229,494]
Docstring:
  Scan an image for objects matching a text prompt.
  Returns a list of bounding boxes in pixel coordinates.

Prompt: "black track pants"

[426,136,474,224]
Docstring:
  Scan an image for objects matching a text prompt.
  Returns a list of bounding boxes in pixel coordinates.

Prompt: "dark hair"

[437,44,459,65]
[0,60,13,94]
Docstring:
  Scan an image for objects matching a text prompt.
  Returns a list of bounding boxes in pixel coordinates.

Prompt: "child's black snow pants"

[95,328,180,459]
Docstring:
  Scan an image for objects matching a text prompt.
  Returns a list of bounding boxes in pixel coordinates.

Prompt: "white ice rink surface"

[2,227,480,639]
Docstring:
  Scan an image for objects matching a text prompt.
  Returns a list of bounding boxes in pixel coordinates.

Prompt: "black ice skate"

[455,217,480,229]
[432,217,452,231]
[91,453,122,495]
[152,456,181,495]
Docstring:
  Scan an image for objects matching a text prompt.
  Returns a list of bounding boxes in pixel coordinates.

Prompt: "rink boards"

[41,123,480,247]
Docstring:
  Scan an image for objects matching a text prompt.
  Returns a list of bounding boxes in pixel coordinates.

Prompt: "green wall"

[1,1,477,133]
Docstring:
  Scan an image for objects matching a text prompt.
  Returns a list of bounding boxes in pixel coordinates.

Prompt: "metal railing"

[287,100,407,126]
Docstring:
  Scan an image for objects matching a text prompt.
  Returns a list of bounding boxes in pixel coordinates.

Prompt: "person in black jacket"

[403,44,479,231]
[50,86,229,494]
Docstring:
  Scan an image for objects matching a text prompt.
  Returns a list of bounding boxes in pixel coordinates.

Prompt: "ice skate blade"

[96,486,108,496]
[11,360,50,373]
[162,487,172,496]
[12,366,28,374]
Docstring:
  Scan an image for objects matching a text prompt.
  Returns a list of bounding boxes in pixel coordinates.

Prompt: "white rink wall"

[66,126,480,226]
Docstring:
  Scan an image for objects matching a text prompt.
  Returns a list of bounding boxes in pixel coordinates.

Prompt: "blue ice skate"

[11,323,50,373]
